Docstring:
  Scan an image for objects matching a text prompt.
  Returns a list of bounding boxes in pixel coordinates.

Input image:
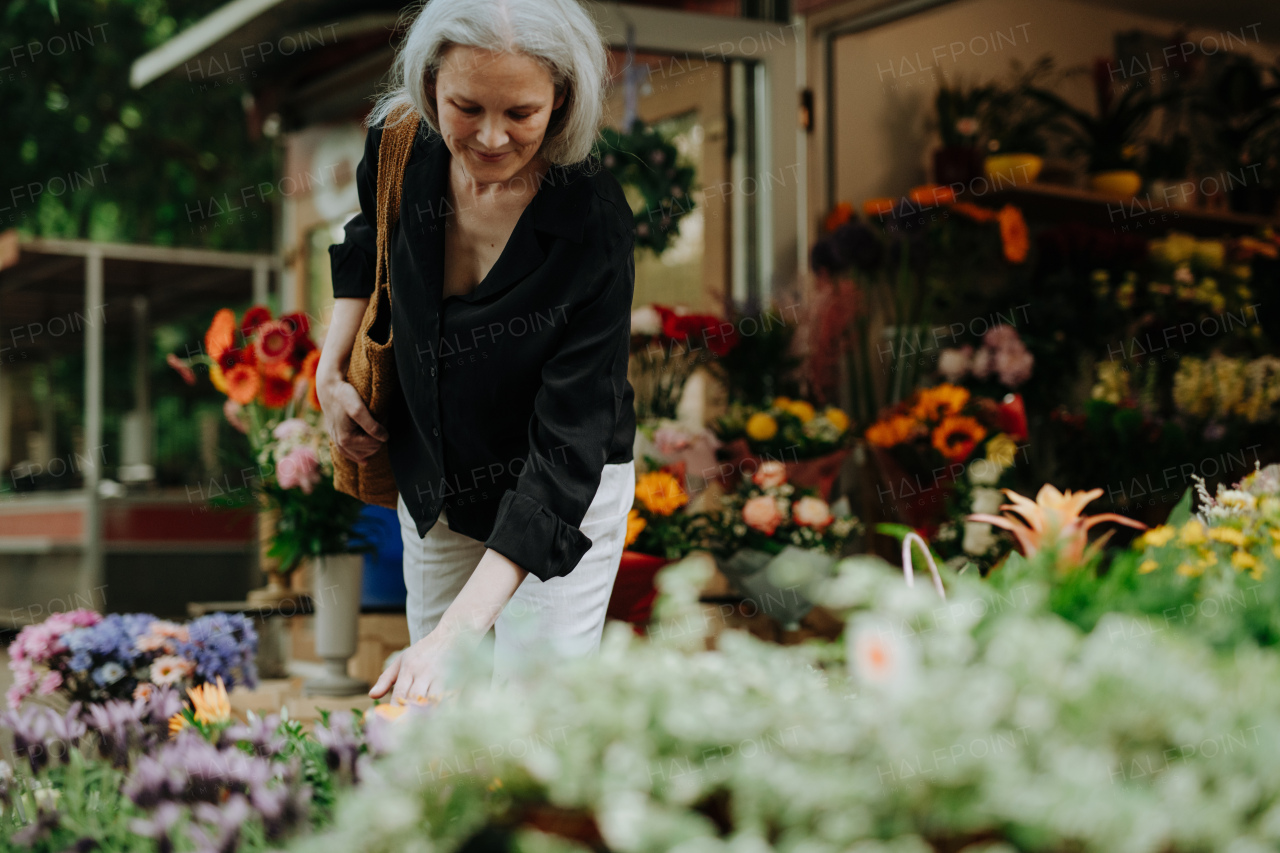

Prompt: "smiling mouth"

[472,149,509,160]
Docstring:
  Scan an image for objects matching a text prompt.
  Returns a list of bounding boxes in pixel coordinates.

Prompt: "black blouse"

[328,119,637,583]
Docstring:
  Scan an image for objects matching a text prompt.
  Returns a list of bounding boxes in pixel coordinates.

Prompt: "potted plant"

[1189,55,1280,215]
[932,81,994,186]
[711,396,854,501]
[981,56,1057,187]
[707,460,860,629]
[1027,58,1179,197]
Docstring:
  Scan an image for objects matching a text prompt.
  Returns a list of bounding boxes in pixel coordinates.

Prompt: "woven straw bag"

[331,105,421,509]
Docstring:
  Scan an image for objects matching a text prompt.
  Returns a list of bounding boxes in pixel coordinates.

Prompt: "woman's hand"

[370,627,461,703]
[317,377,388,463]
[316,297,388,463]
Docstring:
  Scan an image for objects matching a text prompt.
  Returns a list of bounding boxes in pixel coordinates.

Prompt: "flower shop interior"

[3,0,1280,849]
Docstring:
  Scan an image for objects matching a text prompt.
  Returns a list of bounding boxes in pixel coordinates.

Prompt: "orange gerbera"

[910,384,970,422]
[863,197,894,218]
[204,308,236,362]
[189,676,232,725]
[998,204,1029,263]
[931,415,987,462]
[908,184,956,207]
[300,349,322,410]
[864,414,923,448]
[634,470,688,516]
[624,508,646,547]
[824,201,854,232]
[224,364,260,405]
[259,372,294,408]
[947,201,998,223]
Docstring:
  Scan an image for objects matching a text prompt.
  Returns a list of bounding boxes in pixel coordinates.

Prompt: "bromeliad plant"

[7,609,257,710]
[168,306,370,574]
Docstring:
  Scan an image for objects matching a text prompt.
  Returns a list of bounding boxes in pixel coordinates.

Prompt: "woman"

[316,0,637,704]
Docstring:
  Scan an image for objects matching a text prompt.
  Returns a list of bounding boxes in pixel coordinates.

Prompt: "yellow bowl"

[1088,170,1142,198]
[983,154,1043,188]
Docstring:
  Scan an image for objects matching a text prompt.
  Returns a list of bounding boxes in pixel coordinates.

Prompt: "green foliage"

[1,0,277,249]
[597,118,697,255]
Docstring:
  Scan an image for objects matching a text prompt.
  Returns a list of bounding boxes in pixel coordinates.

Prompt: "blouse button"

[430,366,437,376]
[432,427,439,436]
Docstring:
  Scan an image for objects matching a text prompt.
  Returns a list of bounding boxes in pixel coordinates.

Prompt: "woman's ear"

[552,85,566,112]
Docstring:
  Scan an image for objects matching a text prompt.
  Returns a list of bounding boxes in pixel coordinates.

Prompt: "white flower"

[938,346,973,383]
[970,487,1004,515]
[847,616,918,690]
[968,457,1003,486]
[630,305,663,336]
[962,521,997,556]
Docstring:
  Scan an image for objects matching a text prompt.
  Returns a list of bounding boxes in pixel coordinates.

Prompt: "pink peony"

[742,495,785,535]
[793,496,834,529]
[277,446,322,493]
[992,343,1034,387]
[751,460,788,489]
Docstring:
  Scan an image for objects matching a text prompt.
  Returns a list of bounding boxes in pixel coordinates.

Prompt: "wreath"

[597,119,697,255]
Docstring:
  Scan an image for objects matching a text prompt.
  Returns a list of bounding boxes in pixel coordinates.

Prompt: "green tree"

[1,0,277,250]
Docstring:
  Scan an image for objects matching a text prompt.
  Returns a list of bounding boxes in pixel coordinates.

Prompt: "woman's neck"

[449,154,551,208]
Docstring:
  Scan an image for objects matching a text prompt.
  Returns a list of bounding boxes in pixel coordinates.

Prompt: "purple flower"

[124,755,187,809]
[130,802,182,853]
[314,711,362,782]
[225,712,285,761]
[190,792,252,853]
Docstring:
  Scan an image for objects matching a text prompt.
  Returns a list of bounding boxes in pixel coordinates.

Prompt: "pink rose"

[793,496,833,529]
[277,446,322,494]
[742,495,784,535]
[752,460,788,489]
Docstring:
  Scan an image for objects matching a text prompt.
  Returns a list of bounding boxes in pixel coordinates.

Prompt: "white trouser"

[397,459,635,684]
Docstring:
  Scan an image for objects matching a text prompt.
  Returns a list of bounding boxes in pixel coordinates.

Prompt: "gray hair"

[368,0,609,166]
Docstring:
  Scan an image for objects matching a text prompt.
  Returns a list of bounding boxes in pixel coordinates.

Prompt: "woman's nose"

[476,116,507,151]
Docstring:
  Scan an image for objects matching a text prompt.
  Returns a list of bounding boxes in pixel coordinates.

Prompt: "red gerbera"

[240,305,273,341]
[254,321,292,364]
[259,372,294,408]
[278,311,310,339]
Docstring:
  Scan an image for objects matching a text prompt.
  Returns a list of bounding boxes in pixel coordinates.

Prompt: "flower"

[931,415,987,462]
[938,346,973,383]
[742,495,784,535]
[848,619,917,687]
[1138,559,1159,574]
[276,447,321,494]
[259,372,294,409]
[635,471,689,517]
[824,201,854,232]
[1207,526,1246,547]
[865,415,923,448]
[272,418,309,442]
[863,197,894,218]
[910,384,970,422]
[166,353,196,386]
[624,509,646,547]
[151,655,193,686]
[168,712,187,737]
[630,306,663,337]
[1138,525,1176,548]
[962,521,997,555]
[746,412,779,441]
[997,205,1029,263]
[909,184,956,207]
[793,496,833,529]
[823,407,850,432]
[985,433,1018,469]
[752,461,788,489]
[93,662,127,686]
[224,364,260,405]
[1179,520,1206,546]
[188,676,232,726]
[783,400,816,422]
[223,399,249,434]
[254,321,293,363]
[949,201,998,223]
[204,309,236,363]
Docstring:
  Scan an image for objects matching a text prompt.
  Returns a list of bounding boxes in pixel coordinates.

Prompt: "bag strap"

[374,103,422,306]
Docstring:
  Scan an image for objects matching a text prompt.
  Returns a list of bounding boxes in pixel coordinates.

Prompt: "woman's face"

[433,44,566,186]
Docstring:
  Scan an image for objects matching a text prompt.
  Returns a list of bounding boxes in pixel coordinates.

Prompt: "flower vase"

[607,551,673,627]
[716,546,832,630]
[247,504,296,607]
[304,553,369,696]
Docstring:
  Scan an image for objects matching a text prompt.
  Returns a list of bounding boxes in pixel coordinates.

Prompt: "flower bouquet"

[169,306,370,601]
[706,460,860,628]
[612,466,720,626]
[865,383,1028,541]
[711,396,853,500]
[7,609,257,709]
[633,418,723,497]
[629,303,738,422]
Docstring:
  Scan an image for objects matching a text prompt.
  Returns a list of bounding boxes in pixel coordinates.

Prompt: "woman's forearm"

[435,549,529,643]
[317,297,369,389]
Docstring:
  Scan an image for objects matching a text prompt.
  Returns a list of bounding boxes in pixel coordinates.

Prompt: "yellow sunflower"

[746,413,779,441]
[910,384,970,423]
[864,415,922,448]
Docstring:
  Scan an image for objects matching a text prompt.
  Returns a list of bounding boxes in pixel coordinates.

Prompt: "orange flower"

[864,414,924,448]
[998,204,1029,263]
[931,415,986,462]
[824,201,854,232]
[624,508,646,548]
[300,349,322,410]
[863,197,895,218]
[968,485,1147,568]
[948,201,998,223]
[224,364,260,405]
[207,363,229,395]
[259,372,294,408]
[188,676,231,725]
[910,384,970,422]
[908,184,956,207]
[254,321,293,364]
[634,470,688,516]
[204,309,236,362]
[169,711,188,737]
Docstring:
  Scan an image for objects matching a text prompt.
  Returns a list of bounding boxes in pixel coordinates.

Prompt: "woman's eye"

[508,112,530,121]
[459,106,481,115]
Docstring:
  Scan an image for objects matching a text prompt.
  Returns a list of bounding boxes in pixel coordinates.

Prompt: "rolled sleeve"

[328,123,382,300]
[484,238,635,582]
